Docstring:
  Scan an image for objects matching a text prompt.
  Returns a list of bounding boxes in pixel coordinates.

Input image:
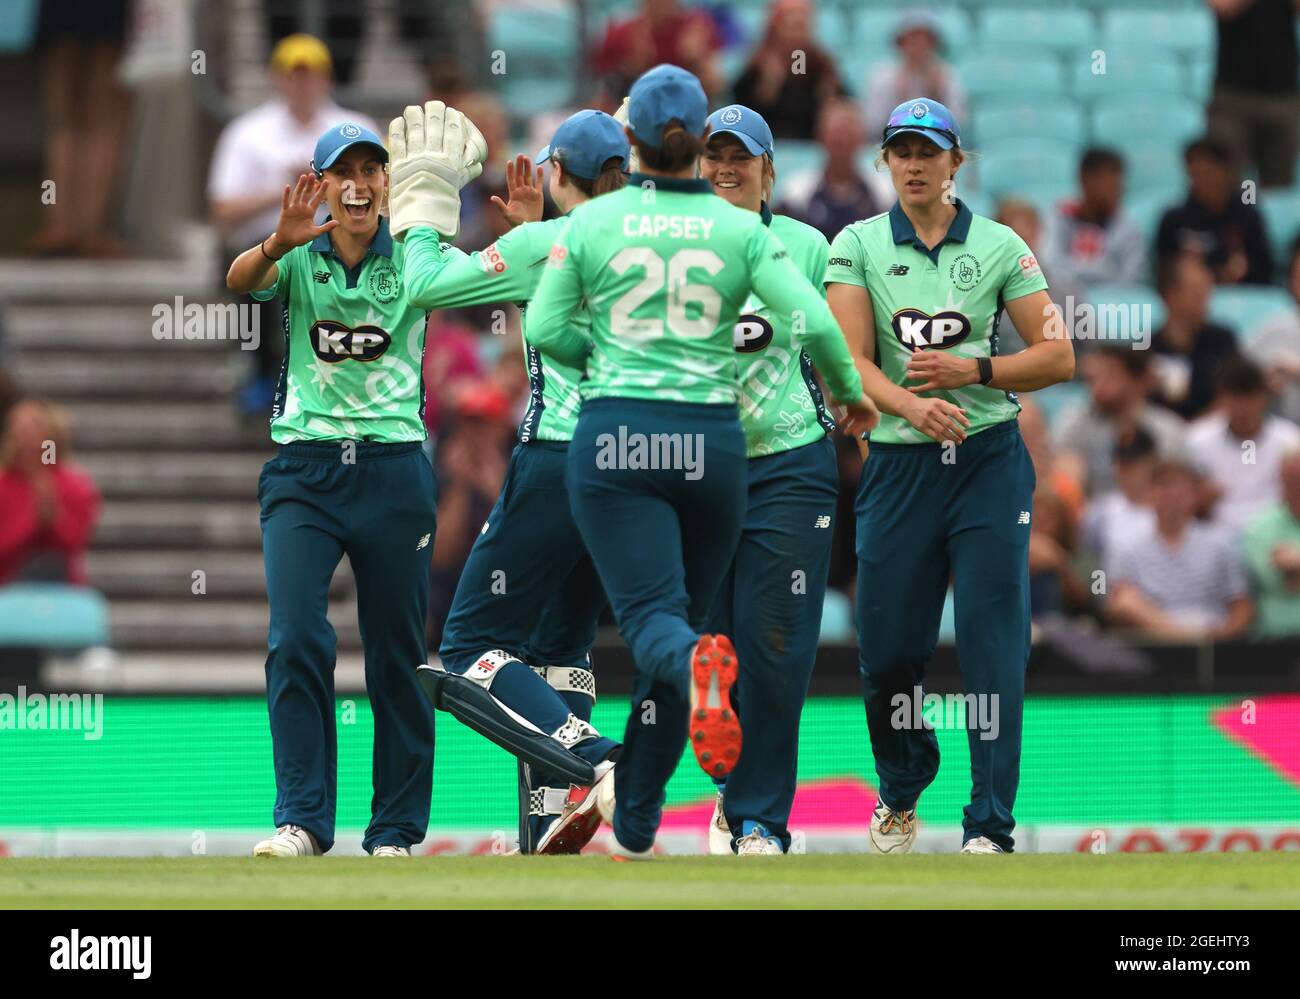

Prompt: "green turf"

[3,854,1298,909]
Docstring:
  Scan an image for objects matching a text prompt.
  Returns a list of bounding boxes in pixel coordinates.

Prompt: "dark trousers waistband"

[275,440,425,462]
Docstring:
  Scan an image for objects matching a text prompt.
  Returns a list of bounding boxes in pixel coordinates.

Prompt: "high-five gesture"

[269,173,337,254]
[388,100,489,241]
[491,154,544,228]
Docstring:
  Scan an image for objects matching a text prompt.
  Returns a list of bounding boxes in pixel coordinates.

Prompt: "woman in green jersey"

[825,98,1074,855]
[696,104,843,857]
[526,65,877,859]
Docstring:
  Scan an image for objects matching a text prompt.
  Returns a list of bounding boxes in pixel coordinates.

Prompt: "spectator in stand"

[1042,148,1148,294]
[1189,356,1300,536]
[0,399,101,586]
[209,35,379,415]
[1244,236,1300,423]
[421,312,487,441]
[1055,345,1188,497]
[1082,425,1159,575]
[775,99,884,242]
[1204,0,1299,189]
[862,10,966,137]
[428,380,516,647]
[1019,399,1086,617]
[592,0,723,102]
[1155,137,1274,286]
[731,0,844,141]
[449,91,514,256]
[1242,449,1300,636]
[1108,460,1253,641]
[1151,252,1241,420]
[27,0,131,258]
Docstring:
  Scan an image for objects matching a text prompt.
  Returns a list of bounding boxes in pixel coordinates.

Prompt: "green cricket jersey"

[525,173,863,407]
[252,217,428,444]
[735,206,837,458]
[826,199,1047,445]
[403,219,585,443]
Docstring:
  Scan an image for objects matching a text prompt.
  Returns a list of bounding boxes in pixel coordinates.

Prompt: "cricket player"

[525,65,876,859]
[825,99,1074,853]
[226,115,486,857]
[696,105,848,856]
[398,110,631,855]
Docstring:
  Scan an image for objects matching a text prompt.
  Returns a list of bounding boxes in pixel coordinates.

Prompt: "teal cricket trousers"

[260,441,438,853]
[855,419,1034,852]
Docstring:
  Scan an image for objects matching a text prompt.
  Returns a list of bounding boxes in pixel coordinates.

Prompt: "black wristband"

[977,356,994,385]
[260,238,283,262]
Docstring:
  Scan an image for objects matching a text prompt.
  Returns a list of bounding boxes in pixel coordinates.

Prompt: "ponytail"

[635,123,706,174]
[558,156,629,199]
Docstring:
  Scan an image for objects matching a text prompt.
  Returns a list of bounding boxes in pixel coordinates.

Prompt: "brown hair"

[634,124,706,173]
[559,156,629,198]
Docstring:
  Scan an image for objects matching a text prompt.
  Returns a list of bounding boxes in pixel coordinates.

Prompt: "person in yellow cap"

[209,34,380,414]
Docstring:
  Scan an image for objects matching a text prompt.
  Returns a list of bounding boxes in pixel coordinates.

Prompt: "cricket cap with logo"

[706,104,774,159]
[311,122,388,176]
[536,110,630,180]
[882,97,961,151]
[626,64,709,148]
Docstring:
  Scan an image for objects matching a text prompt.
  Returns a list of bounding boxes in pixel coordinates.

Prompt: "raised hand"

[491,154,545,228]
[271,174,337,253]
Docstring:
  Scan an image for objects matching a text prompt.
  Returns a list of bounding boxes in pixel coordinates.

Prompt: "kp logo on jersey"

[310,320,392,362]
[891,309,972,351]
[733,314,774,353]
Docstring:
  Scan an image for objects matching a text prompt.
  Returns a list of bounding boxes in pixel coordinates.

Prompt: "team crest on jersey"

[734,314,774,353]
[367,261,400,304]
[948,253,982,292]
[310,319,392,362]
[891,308,972,351]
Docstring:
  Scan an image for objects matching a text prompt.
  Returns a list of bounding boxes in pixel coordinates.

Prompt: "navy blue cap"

[706,105,774,159]
[882,98,961,151]
[627,64,709,149]
[536,110,630,180]
[311,122,388,175]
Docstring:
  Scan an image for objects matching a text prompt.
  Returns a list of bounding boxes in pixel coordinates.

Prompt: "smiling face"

[700,134,768,213]
[321,145,387,237]
[884,133,961,210]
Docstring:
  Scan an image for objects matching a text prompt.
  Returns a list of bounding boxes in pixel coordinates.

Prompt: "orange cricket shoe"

[688,634,742,778]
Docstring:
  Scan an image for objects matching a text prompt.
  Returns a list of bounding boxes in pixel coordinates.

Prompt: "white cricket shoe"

[595,761,617,824]
[735,825,783,856]
[961,836,1005,854]
[253,824,322,857]
[868,801,917,855]
[370,845,410,857]
[535,760,615,855]
[708,789,731,855]
[607,835,654,861]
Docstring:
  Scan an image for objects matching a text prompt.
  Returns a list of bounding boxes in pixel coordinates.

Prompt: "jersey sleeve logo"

[1018,253,1041,277]
[891,309,972,351]
[546,244,568,268]
[477,242,508,274]
[310,319,392,362]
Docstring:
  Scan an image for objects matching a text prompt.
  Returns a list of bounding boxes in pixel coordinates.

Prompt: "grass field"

[3,854,1298,908]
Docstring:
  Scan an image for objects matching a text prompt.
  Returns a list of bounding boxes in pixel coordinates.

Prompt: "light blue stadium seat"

[970,98,1085,148]
[1102,8,1215,57]
[732,5,765,44]
[499,76,574,120]
[938,588,956,645]
[1029,380,1090,428]
[958,45,1066,100]
[777,140,827,180]
[1120,139,1185,197]
[976,8,1096,54]
[838,49,896,101]
[975,138,1080,198]
[1001,183,1076,223]
[1070,43,1186,101]
[848,6,975,59]
[0,0,36,52]
[1084,283,1167,346]
[1124,189,1182,253]
[1091,96,1204,149]
[819,589,854,644]
[1209,286,1296,335]
[488,6,577,62]
[1259,187,1300,272]
[0,585,109,649]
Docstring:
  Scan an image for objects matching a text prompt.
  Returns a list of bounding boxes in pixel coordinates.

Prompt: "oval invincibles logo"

[891,308,972,351]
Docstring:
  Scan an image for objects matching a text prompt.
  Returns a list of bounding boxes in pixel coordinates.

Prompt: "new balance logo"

[416,533,430,550]
[1018,511,1031,525]
[886,264,909,276]
[814,515,831,528]
[313,270,331,284]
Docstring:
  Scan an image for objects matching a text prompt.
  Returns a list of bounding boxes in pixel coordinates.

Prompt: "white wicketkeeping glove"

[612,96,639,173]
[387,100,489,241]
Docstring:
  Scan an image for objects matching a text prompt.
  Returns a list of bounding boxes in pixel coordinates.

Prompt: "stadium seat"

[1102,8,1215,58]
[1084,283,1167,346]
[499,76,573,120]
[1124,189,1182,256]
[975,138,1080,199]
[1259,187,1300,273]
[975,8,1096,55]
[0,0,36,52]
[848,7,975,60]
[1208,286,1296,335]
[1069,44,1186,101]
[970,98,1085,148]
[0,584,110,649]
[939,588,956,645]
[819,589,854,644]
[777,140,827,181]
[1030,380,1090,429]
[1091,96,1204,150]
[1119,140,1185,198]
[957,45,1067,101]
[488,5,577,62]
[838,49,896,102]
